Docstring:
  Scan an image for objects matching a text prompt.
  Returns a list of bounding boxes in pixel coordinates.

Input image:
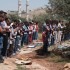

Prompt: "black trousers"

[43,38,49,53]
[1,34,8,56]
[7,44,13,57]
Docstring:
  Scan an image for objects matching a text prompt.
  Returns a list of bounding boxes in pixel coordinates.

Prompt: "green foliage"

[8,14,26,22]
[15,65,28,70]
[33,14,46,23]
[63,23,70,34]
[33,13,55,23]
[33,14,47,32]
[32,13,62,32]
[48,0,70,21]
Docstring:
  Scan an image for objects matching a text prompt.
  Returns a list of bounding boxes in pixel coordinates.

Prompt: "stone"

[19,49,32,54]
[62,51,70,58]
[28,45,35,48]
[15,59,32,65]
[15,60,24,65]
[62,43,70,47]
[64,63,70,70]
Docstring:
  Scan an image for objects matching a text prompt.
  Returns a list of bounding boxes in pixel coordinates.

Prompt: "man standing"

[0,11,4,62]
[57,21,63,44]
[21,22,29,46]
[1,11,9,57]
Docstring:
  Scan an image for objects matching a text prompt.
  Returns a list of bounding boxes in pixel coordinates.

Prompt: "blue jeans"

[13,36,21,53]
[35,32,38,40]
[51,36,54,45]
[21,34,28,45]
[16,36,21,49]
[68,33,70,39]
[13,38,17,53]
[33,32,37,40]
[0,36,3,49]
[33,32,35,40]
[64,33,70,40]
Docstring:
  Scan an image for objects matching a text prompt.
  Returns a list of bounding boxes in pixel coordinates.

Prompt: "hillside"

[21,7,46,19]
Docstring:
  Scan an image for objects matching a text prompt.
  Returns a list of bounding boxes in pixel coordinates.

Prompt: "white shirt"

[1,21,10,29]
[58,23,62,28]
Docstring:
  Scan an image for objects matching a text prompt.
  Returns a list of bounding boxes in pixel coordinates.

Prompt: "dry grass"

[38,33,42,40]
[15,65,29,70]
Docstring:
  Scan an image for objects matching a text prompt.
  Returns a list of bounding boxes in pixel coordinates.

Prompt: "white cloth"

[58,23,62,28]
[54,31,58,44]
[57,31,62,42]
[1,21,10,28]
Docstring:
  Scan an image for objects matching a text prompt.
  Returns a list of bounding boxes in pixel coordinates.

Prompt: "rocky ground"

[0,40,70,70]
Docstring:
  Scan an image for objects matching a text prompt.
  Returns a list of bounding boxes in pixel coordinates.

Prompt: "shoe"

[17,49,21,52]
[12,53,16,56]
[2,56,6,59]
[0,58,4,63]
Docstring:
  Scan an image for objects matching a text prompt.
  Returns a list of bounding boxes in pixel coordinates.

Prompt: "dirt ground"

[16,47,66,70]
[0,43,68,70]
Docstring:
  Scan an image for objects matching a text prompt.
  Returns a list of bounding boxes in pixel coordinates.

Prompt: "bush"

[8,14,26,22]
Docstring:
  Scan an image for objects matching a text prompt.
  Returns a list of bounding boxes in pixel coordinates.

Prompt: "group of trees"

[48,0,70,37]
[32,0,70,34]
[48,0,70,19]
[8,15,26,22]
[8,0,70,33]
[33,0,70,22]
[48,0,70,21]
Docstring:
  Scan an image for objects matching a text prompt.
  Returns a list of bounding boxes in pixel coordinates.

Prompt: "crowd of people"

[0,11,39,63]
[41,20,67,55]
[0,10,70,62]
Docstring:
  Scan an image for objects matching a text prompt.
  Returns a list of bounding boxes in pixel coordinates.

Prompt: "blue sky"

[0,0,49,11]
